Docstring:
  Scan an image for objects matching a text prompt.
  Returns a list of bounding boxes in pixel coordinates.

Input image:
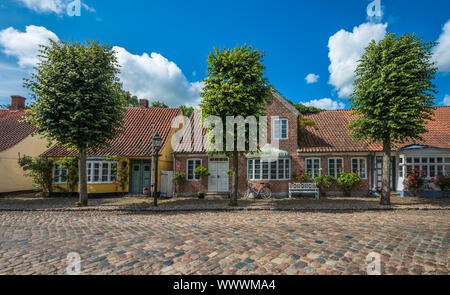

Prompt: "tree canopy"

[200,44,270,205]
[150,101,169,108]
[23,39,127,206]
[349,32,438,205]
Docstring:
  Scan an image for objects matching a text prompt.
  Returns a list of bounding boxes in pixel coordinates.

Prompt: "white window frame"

[401,156,450,179]
[86,160,118,184]
[273,118,288,140]
[53,163,67,184]
[306,158,321,178]
[186,159,202,181]
[247,158,291,181]
[351,158,367,179]
[328,158,344,178]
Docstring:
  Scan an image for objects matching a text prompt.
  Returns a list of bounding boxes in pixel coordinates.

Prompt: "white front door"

[208,160,229,193]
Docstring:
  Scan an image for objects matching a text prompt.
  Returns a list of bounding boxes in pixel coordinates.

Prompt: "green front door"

[130,160,152,194]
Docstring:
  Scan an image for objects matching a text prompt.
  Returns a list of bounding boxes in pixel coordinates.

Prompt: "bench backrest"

[289,183,318,190]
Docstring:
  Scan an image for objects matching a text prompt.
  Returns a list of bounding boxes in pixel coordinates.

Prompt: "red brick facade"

[172,89,400,197]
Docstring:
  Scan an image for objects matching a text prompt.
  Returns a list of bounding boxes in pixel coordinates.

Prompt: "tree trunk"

[78,150,88,206]
[231,150,239,206]
[381,140,391,205]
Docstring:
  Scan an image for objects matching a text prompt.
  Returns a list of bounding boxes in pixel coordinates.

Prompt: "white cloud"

[15,0,94,15]
[0,25,59,68]
[444,95,450,106]
[302,98,345,110]
[113,46,203,107]
[328,22,387,98]
[305,73,319,84]
[433,19,450,72]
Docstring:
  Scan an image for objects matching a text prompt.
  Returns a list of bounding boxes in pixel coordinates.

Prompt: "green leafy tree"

[18,155,54,197]
[23,39,126,206]
[293,104,323,114]
[119,90,139,107]
[200,44,270,206]
[179,105,194,117]
[349,33,437,205]
[150,101,169,108]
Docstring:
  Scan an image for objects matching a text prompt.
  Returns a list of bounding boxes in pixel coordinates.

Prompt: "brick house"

[173,88,450,197]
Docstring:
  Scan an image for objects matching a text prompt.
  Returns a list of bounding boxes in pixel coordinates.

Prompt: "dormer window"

[273,118,288,140]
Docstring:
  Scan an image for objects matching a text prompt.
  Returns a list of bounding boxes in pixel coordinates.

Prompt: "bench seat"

[289,183,320,200]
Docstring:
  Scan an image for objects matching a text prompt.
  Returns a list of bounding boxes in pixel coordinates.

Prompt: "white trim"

[351,157,368,179]
[247,158,291,181]
[186,158,202,181]
[52,163,67,184]
[328,157,344,178]
[87,160,118,184]
[272,118,288,140]
[306,158,321,178]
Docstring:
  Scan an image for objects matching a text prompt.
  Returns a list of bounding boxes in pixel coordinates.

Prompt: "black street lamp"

[152,133,162,207]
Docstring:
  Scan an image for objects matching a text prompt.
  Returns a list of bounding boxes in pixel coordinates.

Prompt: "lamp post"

[152,133,162,207]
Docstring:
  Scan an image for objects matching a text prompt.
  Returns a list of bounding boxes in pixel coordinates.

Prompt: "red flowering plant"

[291,169,313,184]
[430,168,450,191]
[404,168,426,194]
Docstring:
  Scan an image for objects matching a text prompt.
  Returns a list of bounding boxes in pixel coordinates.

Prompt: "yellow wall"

[49,113,183,195]
[0,135,49,193]
[51,157,131,194]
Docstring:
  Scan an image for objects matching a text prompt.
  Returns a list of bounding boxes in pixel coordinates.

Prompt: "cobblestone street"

[0,210,448,275]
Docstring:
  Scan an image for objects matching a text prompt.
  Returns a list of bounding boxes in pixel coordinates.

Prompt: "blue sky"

[0,0,449,108]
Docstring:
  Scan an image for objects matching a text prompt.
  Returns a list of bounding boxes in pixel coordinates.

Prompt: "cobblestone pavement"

[0,211,448,275]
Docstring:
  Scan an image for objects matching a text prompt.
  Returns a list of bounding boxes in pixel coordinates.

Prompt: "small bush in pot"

[314,174,336,197]
[337,171,362,197]
[197,191,206,199]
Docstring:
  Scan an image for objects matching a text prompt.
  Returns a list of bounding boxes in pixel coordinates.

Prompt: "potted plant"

[313,174,336,197]
[197,191,206,199]
[194,165,210,198]
[336,168,362,197]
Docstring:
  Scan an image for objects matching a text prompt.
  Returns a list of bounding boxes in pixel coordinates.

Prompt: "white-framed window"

[328,158,344,178]
[53,163,67,184]
[306,158,321,178]
[247,158,290,181]
[187,159,202,181]
[352,158,367,179]
[87,161,117,183]
[402,156,450,178]
[273,118,288,140]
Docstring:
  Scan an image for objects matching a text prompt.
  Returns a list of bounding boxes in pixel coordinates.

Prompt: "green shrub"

[292,170,313,183]
[314,174,336,196]
[337,172,362,197]
[173,172,187,195]
[18,155,54,197]
[195,165,211,177]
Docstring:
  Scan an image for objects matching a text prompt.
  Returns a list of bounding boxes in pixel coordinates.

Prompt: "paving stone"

[0,210,447,275]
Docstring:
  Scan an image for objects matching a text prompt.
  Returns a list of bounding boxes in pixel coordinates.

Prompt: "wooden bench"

[289,183,320,200]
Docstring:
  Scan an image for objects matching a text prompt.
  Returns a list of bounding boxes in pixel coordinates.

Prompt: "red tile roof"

[43,107,181,157]
[0,109,36,152]
[300,107,450,153]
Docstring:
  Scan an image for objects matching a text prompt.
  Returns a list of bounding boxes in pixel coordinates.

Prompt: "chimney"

[139,99,149,109]
[10,95,26,111]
